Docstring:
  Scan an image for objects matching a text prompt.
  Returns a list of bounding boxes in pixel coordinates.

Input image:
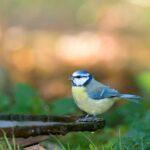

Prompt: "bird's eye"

[76,76,81,78]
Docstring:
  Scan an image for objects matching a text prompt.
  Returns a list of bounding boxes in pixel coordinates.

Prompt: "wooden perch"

[0,114,105,137]
[0,114,105,147]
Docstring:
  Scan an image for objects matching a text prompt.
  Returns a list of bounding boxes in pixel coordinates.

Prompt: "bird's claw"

[76,115,99,122]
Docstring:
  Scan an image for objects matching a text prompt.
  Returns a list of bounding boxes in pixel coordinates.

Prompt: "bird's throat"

[72,86,88,102]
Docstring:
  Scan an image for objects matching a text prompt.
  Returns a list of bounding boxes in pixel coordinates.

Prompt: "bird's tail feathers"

[120,94,142,103]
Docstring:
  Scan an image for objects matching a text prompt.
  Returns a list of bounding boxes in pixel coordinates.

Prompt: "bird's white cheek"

[73,77,89,86]
[73,79,81,86]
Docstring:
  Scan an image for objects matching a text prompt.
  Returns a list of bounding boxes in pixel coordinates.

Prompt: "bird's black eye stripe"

[76,76,81,78]
[75,75,89,78]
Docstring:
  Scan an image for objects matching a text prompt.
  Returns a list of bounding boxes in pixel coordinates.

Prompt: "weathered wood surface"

[0,114,105,138]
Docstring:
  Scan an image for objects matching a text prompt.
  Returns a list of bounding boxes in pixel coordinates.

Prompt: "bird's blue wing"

[87,86,120,100]
[86,81,141,102]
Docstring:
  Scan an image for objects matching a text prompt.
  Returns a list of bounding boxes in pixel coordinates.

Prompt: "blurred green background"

[0,0,150,149]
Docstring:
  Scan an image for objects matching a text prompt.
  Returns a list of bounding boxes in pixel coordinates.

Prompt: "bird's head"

[69,70,93,86]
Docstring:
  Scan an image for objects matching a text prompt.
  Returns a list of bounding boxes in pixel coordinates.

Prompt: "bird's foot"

[76,114,98,122]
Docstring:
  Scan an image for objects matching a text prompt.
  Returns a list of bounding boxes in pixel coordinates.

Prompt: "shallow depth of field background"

[0,0,150,149]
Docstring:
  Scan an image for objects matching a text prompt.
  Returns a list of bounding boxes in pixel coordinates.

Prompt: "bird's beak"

[68,76,73,81]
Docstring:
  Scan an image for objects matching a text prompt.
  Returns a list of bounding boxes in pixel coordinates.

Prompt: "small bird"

[70,70,141,121]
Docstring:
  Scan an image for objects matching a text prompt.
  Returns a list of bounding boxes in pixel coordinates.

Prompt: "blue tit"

[70,70,141,118]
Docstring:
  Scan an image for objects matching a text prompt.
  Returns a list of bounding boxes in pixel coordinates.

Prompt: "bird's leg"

[84,114,92,119]
[84,114,98,122]
[77,114,98,122]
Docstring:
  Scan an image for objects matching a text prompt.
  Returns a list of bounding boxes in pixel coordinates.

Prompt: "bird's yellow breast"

[72,86,88,102]
[72,86,116,115]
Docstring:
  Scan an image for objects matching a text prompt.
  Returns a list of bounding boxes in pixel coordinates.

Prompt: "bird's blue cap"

[72,70,91,77]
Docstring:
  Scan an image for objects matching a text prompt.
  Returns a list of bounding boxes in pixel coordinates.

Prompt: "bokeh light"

[0,0,149,100]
